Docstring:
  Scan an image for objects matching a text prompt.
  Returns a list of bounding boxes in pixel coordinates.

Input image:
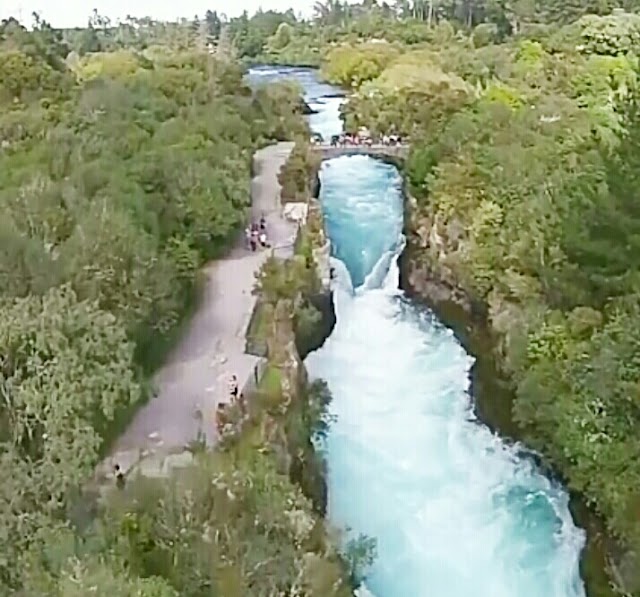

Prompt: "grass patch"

[259,364,282,395]
[230,423,265,462]
[253,304,270,340]
[256,364,284,412]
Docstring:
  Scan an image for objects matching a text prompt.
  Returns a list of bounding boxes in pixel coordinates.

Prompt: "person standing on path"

[114,464,125,490]
[229,375,239,403]
[238,392,247,417]
[215,402,227,435]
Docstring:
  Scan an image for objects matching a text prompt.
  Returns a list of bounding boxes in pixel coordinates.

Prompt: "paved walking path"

[100,142,297,479]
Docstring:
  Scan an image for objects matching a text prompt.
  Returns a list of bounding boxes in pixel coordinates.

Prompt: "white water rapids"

[305,157,586,597]
[247,66,587,597]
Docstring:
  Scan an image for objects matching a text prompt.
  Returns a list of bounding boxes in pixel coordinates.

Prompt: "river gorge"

[248,66,588,597]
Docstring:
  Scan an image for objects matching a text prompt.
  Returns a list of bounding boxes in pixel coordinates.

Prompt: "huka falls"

[5,8,640,597]
[249,65,588,597]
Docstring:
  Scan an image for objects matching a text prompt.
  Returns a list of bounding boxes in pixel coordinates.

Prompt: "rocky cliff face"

[400,194,514,433]
[295,195,336,357]
[268,298,307,385]
[307,196,332,290]
[264,272,333,514]
[400,195,486,326]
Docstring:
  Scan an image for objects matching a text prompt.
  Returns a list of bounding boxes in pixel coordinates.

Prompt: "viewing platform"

[311,143,409,161]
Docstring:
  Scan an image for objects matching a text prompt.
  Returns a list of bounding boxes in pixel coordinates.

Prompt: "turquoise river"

[248,66,586,597]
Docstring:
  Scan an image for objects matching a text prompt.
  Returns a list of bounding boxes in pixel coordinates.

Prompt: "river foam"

[306,156,586,597]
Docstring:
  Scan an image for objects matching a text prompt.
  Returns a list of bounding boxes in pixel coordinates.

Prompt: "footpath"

[97,142,297,482]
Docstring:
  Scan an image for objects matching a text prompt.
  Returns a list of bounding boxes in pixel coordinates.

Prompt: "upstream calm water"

[246,65,344,139]
[248,66,586,597]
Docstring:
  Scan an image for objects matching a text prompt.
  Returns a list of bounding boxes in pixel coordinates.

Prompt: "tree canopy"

[0,12,358,595]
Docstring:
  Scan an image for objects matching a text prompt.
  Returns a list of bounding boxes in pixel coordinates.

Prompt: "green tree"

[0,285,142,588]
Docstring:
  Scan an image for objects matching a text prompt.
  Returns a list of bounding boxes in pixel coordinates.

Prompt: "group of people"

[329,133,403,147]
[215,374,246,435]
[246,215,270,252]
[330,133,373,147]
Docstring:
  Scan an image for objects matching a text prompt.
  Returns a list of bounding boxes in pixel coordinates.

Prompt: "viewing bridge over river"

[311,143,409,161]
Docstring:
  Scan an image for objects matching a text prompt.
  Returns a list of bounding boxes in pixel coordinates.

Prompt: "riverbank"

[398,199,621,597]
[246,57,322,69]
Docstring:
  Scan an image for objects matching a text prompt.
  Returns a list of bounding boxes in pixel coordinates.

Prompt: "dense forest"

[4,0,640,593]
[0,13,362,596]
